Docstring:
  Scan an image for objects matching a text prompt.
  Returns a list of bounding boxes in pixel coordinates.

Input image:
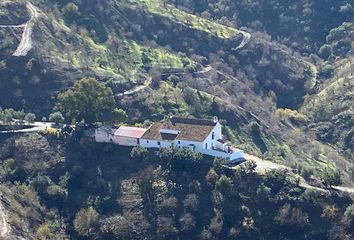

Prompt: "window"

[147,140,149,143]
[212,132,215,140]
[178,141,181,144]
[157,141,161,146]
[205,143,208,149]
[137,139,140,144]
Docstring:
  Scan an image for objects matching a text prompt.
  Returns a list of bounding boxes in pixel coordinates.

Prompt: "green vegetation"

[1,0,354,238]
[0,108,36,123]
[56,77,116,123]
[126,0,238,39]
[0,134,352,239]
[49,111,65,124]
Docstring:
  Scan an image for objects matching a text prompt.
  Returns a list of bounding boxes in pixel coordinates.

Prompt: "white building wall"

[214,141,226,151]
[138,137,244,160]
[140,139,158,148]
[175,139,204,150]
[140,139,174,148]
[202,122,222,150]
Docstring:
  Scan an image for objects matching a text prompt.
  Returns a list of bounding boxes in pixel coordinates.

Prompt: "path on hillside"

[0,121,52,134]
[0,2,39,57]
[234,29,251,50]
[239,154,354,194]
[117,76,152,96]
[12,2,39,57]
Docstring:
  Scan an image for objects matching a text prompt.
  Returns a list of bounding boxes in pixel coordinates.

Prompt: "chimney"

[213,116,219,123]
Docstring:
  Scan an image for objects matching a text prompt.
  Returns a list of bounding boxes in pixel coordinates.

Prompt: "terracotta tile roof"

[141,117,217,142]
[114,126,148,138]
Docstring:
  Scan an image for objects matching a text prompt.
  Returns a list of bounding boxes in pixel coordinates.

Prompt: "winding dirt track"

[117,76,152,96]
[0,2,38,57]
[12,2,38,57]
[240,154,354,194]
[234,29,251,50]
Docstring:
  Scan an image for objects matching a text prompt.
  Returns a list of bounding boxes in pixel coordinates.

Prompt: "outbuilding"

[113,126,148,146]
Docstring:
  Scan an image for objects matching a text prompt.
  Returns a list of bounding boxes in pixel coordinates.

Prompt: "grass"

[44,15,194,84]
[126,0,239,39]
[302,58,354,120]
[52,29,193,83]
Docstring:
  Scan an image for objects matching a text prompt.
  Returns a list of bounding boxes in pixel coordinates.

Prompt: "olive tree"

[56,77,115,123]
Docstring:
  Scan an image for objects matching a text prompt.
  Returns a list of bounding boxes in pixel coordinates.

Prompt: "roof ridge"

[170,116,217,126]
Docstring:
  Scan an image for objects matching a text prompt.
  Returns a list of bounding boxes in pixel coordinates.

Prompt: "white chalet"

[95,117,244,161]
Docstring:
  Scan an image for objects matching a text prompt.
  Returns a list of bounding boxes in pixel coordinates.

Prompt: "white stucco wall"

[202,122,222,150]
[140,139,174,148]
[214,141,225,151]
[175,139,204,150]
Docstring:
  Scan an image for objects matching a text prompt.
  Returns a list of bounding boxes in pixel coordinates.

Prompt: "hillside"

[0,0,354,239]
[0,133,352,239]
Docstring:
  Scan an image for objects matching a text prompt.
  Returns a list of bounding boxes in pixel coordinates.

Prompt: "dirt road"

[12,2,39,57]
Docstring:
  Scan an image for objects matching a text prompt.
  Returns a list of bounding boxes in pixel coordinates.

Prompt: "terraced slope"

[125,0,238,39]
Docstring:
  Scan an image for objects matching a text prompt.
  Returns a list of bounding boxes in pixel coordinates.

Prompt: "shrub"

[275,108,308,125]
[344,204,354,223]
[74,207,99,237]
[301,167,314,181]
[216,175,233,194]
[205,168,218,188]
[275,204,309,228]
[130,146,148,160]
[49,111,64,124]
[263,169,289,193]
[179,213,196,232]
[25,113,36,123]
[249,121,261,134]
[256,184,271,200]
[183,194,199,211]
[320,168,342,187]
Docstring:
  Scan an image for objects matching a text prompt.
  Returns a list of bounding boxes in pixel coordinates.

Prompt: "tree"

[130,146,148,160]
[2,111,13,123]
[63,2,79,23]
[157,216,178,238]
[275,204,309,228]
[159,196,178,214]
[179,213,196,232]
[74,207,99,237]
[112,108,127,124]
[49,111,64,124]
[183,194,199,211]
[205,168,218,188]
[25,113,36,123]
[56,78,115,123]
[344,204,354,223]
[320,168,342,187]
[216,175,233,194]
[240,160,257,175]
[100,215,131,239]
[100,212,149,239]
[256,184,271,200]
[263,169,289,193]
